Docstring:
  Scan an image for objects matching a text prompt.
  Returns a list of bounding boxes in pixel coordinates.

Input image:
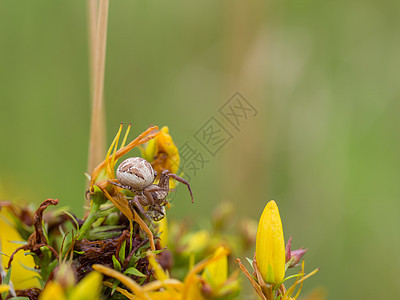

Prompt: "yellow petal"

[146,290,183,300]
[202,246,228,288]
[183,247,229,300]
[140,138,157,163]
[68,271,102,300]
[255,200,285,284]
[89,125,159,188]
[0,210,39,290]
[157,216,168,249]
[182,230,210,255]
[148,252,168,281]
[0,284,9,293]
[154,126,180,175]
[92,264,144,297]
[39,282,66,300]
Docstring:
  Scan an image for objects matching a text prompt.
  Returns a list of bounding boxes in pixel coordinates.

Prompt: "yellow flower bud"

[255,200,285,284]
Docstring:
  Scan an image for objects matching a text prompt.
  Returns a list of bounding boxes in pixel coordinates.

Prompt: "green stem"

[96,205,118,218]
[78,201,102,240]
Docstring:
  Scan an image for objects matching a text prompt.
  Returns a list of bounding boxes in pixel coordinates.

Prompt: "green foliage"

[123,267,146,277]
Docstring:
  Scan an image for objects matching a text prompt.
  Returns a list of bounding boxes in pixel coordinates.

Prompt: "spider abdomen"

[116,157,156,191]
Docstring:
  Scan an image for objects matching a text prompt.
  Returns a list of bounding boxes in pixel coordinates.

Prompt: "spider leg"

[129,196,154,226]
[108,180,139,194]
[108,180,130,190]
[143,189,156,206]
[162,171,194,203]
[145,185,169,193]
[143,185,171,209]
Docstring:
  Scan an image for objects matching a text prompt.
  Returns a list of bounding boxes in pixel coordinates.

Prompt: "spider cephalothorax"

[110,157,193,221]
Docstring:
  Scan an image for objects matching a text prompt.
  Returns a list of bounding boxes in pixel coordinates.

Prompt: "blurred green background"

[1,0,399,299]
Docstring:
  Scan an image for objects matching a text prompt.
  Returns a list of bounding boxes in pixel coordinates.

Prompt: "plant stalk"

[87,0,109,179]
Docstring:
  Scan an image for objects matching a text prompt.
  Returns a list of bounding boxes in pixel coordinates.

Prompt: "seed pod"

[116,157,156,190]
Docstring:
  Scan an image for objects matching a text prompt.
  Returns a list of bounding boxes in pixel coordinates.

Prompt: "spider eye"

[154,170,158,178]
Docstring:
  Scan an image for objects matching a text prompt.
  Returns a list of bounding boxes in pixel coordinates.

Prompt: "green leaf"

[97,206,119,219]
[87,231,121,240]
[92,184,102,193]
[0,252,9,257]
[6,213,33,240]
[123,267,146,277]
[127,255,139,268]
[135,244,161,260]
[91,185,108,205]
[9,297,30,300]
[203,268,212,284]
[40,259,58,283]
[19,262,40,273]
[138,277,146,285]
[34,276,46,289]
[4,265,12,284]
[90,225,125,234]
[111,279,120,295]
[64,211,80,230]
[151,249,164,255]
[58,224,66,237]
[129,224,133,253]
[119,241,126,262]
[42,221,50,244]
[112,255,121,272]
[136,251,148,260]
[136,241,150,255]
[246,257,255,271]
[281,273,302,283]
[8,240,27,245]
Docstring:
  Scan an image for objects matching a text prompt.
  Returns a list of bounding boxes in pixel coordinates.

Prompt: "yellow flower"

[182,230,210,255]
[0,284,9,293]
[93,247,231,300]
[202,246,228,288]
[39,282,66,300]
[157,216,168,249]
[68,271,103,300]
[255,200,285,284]
[140,126,180,188]
[0,209,39,290]
[155,126,180,174]
[86,124,160,251]
[39,271,102,300]
[238,200,319,299]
